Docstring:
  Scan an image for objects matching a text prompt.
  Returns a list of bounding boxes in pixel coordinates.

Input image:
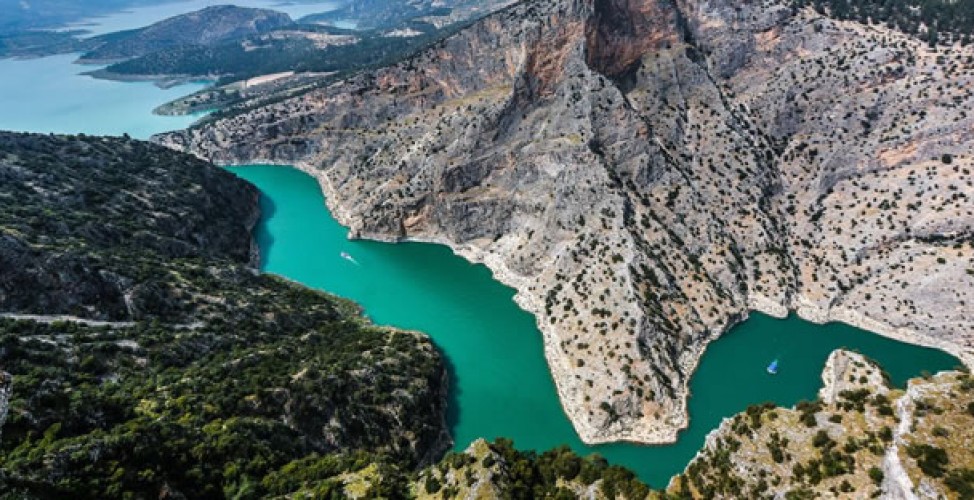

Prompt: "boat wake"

[340,251,360,266]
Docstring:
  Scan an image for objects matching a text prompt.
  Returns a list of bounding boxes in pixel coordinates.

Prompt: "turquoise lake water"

[227,165,962,487]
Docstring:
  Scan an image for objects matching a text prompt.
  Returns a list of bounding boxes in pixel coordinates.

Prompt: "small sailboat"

[340,251,359,265]
[767,359,779,375]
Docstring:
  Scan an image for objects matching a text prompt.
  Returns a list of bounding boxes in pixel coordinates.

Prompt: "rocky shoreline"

[82,68,216,89]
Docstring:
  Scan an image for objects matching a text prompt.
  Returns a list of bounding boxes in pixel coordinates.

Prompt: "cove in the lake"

[228,164,962,488]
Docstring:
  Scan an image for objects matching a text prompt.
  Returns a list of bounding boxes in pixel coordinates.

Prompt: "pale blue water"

[0,0,342,139]
[0,54,204,139]
[326,19,358,29]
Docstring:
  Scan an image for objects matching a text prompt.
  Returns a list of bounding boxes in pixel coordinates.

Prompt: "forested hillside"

[77,5,293,64]
[100,22,457,86]
[0,132,449,497]
[794,0,974,45]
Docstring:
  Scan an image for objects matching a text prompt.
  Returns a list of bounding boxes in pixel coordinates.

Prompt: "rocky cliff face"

[156,0,974,444]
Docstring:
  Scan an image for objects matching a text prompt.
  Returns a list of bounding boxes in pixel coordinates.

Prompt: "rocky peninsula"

[669,349,974,498]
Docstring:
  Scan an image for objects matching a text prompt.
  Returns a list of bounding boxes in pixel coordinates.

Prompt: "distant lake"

[229,164,962,488]
[0,54,204,139]
[0,0,346,138]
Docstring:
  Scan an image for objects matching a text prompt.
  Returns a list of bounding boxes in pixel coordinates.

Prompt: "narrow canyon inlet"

[228,164,961,486]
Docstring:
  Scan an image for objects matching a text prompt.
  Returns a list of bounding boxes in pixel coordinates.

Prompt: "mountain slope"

[0,132,449,497]
[300,0,514,30]
[156,0,974,445]
[77,5,293,63]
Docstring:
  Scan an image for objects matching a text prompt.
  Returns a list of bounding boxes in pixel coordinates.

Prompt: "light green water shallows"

[228,164,961,488]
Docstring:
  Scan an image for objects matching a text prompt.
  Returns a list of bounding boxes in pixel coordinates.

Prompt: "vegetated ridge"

[0,131,671,498]
[77,5,293,64]
[0,132,449,497]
